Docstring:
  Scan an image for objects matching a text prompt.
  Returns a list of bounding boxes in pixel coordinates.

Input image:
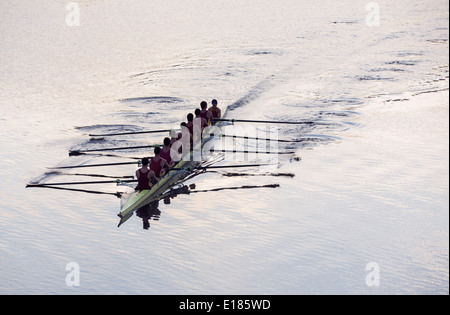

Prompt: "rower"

[172,122,191,155]
[200,101,213,125]
[186,113,199,146]
[208,99,221,122]
[194,108,208,130]
[190,110,206,143]
[135,158,159,191]
[178,122,188,140]
[160,137,176,167]
[169,129,178,147]
[186,113,194,136]
[149,146,170,177]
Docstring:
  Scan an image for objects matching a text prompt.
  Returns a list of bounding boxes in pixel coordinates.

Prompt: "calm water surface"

[0,0,448,294]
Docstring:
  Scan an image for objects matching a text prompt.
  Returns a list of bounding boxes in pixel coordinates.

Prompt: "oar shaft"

[45,171,134,179]
[220,134,306,143]
[27,179,137,186]
[189,184,280,193]
[210,149,294,155]
[170,163,274,170]
[213,118,314,125]
[26,184,122,197]
[200,164,271,169]
[48,161,140,169]
[69,144,159,156]
[89,129,171,137]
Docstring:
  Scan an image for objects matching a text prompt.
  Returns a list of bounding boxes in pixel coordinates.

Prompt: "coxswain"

[200,101,213,125]
[149,146,170,177]
[160,137,176,167]
[135,158,159,191]
[208,99,221,122]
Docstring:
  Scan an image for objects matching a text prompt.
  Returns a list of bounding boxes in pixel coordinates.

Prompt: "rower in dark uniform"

[194,108,208,130]
[149,146,170,178]
[208,99,221,123]
[135,158,159,191]
[200,101,213,125]
[160,137,176,167]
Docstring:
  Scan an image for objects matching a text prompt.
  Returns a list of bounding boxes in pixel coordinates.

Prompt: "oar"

[48,161,141,169]
[212,118,316,125]
[221,172,295,178]
[209,149,294,155]
[219,134,311,143]
[26,179,137,187]
[44,171,135,179]
[65,152,142,159]
[189,183,280,193]
[69,144,160,156]
[170,163,276,171]
[88,129,171,137]
[151,183,281,200]
[26,184,123,197]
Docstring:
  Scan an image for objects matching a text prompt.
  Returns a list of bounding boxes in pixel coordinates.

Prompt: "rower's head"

[194,108,201,117]
[141,157,149,166]
[200,101,207,110]
[212,99,218,106]
[163,137,171,146]
[154,146,161,156]
[187,113,194,122]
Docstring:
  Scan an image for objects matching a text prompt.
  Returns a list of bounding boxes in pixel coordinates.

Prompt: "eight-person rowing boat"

[118,99,225,226]
[26,97,312,227]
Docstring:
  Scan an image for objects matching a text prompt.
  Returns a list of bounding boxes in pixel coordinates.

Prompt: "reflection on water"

[134,185,193,230]
[136,202,161,230]
[134,182,281,230]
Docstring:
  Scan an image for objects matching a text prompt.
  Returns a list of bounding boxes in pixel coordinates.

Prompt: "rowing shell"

[117,106,228,227]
